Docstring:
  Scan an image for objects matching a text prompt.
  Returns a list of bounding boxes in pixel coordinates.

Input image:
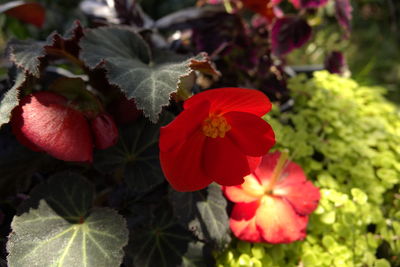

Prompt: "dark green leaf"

[0,126,50,198]
[80,26,206,122]
[7,172,129,267]
[94,113,172,192]
[49,77,100,112]
[8,39,49,77]
[79,26,151,68]
[8,22,84,77]
[0,72,24,127]
[128,207,208,267]
[169,184,231,247]
[17,172,93,220]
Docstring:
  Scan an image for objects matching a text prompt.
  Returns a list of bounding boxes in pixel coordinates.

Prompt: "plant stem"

[46,47,86,69]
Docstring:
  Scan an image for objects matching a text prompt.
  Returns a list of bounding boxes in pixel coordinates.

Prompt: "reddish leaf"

[189,52,221,78]
[335,0,352,36]
[45,21,84,60]
[300,0,328,8]
[324,51,347,75]
[108,95,142,125]
[0,1,45,28]
[271,16,311,56]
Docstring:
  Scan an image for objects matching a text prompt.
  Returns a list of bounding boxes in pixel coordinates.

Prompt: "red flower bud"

[11,91,93,162]
[91,113,119,149]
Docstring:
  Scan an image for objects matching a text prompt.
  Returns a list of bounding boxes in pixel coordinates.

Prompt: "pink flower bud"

[91,113,119,150]
[11,91,93,162]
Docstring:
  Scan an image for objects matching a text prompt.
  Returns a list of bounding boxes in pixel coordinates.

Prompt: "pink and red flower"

[11,91,118,162]
[159,88,275,192]
[224,151,320,243]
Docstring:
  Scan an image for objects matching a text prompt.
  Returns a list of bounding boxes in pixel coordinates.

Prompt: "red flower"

[242,0,278,21]
[11,91,93,162]
[223,151,320,243]
[11,91,119,162]
[159,88,275,192]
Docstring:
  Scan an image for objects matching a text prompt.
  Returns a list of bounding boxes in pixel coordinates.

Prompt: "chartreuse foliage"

[216,72,400,266]
[7,172,129,267]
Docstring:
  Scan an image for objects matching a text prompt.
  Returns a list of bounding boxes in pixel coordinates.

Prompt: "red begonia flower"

[11,91,93,162]
[159,88,275,192]
[242,0,278,21]
[223,151,320,243]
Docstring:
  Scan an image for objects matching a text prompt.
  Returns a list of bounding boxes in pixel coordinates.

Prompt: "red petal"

[247,156,261,172]
[225,111,275,157]
[230,201,263,242]
[223,181,260,205]
[274,180,320,215]
[203,137,250,186]
[242,0,276,21]
[13,92,93,162]
[2,2,45,28]
[12,104,42,152]
[253,151,280,187]
[184,88,271,117]
[159,100,210,152]
[160,131,212,192]
[256,196,308,244]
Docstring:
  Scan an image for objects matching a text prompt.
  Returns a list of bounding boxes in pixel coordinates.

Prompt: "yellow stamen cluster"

[202,114,231,138]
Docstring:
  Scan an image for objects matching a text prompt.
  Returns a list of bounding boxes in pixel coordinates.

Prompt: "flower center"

[202,114,231,138]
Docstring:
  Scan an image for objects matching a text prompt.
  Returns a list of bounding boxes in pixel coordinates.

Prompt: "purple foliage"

[191,13,243,55]
[300,0,329,8]
[335,0,352,36]
[271,16,312,56]
[324,51,347,75]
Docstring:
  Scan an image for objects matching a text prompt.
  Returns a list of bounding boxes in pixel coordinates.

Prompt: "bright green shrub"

[216,71,400,267]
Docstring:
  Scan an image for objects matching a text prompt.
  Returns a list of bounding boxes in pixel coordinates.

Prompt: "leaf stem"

[45,47,86,69]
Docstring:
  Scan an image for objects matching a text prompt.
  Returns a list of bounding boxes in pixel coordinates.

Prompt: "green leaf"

[128,207,208,267]
[8,22,84,77]
[8,39,48,77]
[17,172,94,219]
[7,172,129,267]
[94,114,172,192]
[0,126,50,197]
[169,183,231,246]
[0,72,24,127]
[80,26,206,122]
[79,26,151,68]
[49,77,100,112]
[374,259,391,267]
